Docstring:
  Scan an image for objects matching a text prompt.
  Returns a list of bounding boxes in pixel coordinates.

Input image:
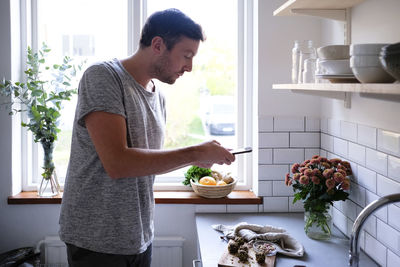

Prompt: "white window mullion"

[19,0,38,191]
[236,0,245,188]
[129,0,147,54]
[30,0,37,51]
[31,0,41,188]
[244,0,254,190]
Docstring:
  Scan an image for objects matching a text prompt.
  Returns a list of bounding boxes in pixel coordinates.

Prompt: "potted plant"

[0,43,82,197]
[285,155,352,240]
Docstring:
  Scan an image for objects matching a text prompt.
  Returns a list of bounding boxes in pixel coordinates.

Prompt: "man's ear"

[151,36,165,55]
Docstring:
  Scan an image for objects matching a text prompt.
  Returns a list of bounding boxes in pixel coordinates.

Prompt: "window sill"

[8,191,262,205]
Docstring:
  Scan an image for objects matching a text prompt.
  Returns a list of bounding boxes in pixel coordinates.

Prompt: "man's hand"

[191,140,235,169]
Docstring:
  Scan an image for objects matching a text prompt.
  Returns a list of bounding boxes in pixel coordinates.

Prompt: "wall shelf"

[273,83,400,94]
[273,83,400,108]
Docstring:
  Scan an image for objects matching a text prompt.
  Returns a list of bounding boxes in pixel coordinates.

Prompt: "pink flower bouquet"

[285,155,352,238]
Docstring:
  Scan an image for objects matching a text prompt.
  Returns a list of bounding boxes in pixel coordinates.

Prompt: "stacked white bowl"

[316,45,352,75]
[350,43,396,83]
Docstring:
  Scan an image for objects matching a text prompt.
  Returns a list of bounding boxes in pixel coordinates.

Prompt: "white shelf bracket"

[344,92,351,108]
[290,89,352,108]
[290,9,346,21]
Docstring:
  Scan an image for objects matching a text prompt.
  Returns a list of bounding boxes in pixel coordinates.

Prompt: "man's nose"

[184,60,193,72]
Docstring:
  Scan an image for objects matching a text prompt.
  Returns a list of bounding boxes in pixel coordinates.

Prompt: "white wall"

[259,0,322,117]
[320,0,400,133]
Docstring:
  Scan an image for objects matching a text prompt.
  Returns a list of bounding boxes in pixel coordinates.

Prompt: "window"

[20,0,254,191]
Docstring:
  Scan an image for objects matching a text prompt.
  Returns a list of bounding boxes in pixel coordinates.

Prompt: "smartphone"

[231,147,252,155]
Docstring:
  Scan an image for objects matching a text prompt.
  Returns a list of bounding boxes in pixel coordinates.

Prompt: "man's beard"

[152,53,178,84]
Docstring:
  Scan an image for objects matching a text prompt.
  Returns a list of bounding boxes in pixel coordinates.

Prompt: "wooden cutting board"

[218,246,276,267]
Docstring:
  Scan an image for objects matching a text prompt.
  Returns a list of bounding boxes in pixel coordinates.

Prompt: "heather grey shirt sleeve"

[76,64,126,127]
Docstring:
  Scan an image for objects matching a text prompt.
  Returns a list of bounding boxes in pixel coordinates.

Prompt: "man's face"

[153,37,200,84]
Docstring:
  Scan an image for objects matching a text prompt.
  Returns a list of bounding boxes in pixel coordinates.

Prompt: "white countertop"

[195,213,378,267]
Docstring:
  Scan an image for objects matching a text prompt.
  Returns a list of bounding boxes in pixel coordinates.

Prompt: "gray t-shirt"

[59,58,166,255]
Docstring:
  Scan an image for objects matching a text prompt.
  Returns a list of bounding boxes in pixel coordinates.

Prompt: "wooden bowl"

[190,179,237,198]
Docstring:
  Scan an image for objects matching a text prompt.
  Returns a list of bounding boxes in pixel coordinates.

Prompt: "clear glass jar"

[292,40,301,83]
[304,206,332,240]
[302,58,316,83]
[298,40,316,83]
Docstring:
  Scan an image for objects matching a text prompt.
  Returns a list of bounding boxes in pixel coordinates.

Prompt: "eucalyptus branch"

[0,43,84,180]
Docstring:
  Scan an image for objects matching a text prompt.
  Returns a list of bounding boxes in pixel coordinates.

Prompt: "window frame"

[17,0,255,192]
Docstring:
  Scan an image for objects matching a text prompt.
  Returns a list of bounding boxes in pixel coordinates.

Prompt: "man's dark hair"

[139,8,204,50]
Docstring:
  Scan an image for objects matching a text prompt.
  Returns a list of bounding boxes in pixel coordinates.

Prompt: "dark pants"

[66,243,152,267]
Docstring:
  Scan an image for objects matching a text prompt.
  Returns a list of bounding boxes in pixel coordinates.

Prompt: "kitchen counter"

[195,213,378,267]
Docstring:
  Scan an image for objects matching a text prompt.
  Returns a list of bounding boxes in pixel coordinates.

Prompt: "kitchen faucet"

[349,193,400,267]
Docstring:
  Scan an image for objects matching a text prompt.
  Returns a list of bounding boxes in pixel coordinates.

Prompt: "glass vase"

[304,206,332,240]
[37,169,61,197]
[37,142,61,197]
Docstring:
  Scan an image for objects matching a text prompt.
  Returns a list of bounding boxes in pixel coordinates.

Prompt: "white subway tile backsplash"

[357,166,377,193]
[273,149,304,164]
[333,137,348,157]
[348,142,366,165]
[272,180,293,196]
[320,118,328,133]
[342,199,358,221]
[290,132,320,148]
[348,160,358,180]
[258,204,264,213]
[377,174,400,198]
[259,116,273,132]
[319,149,327,157]
[349,182,366,207]
[332,207,349,235]
[305,117,320,132]
[195,205,226,213]
[289,197,304,212]
[273,116,304,132]
[388,249,400,267]
[366,148,388,176]
[362,211,377,237]
[227,204,259,213]
[341,121,357,142]
[258,165,288,181]
[263,197,288,212]
[334,199,343,212]
[256,116,400,267]
[377,219,400,254]
[328,118,341,136]
[378,129,400,157]
[388,204,400,232]
[366,190,388,222]
[258,149,273,164]
[344,218,354,238]
[365,232,387,267]
[358,124,377,149]
[359,229,365,250]
[258,181,273,196]
[259,133,289,148]
[327,151,338,159]
[305,149,320,160]
[321,133,334,151]
[388,156,400,183]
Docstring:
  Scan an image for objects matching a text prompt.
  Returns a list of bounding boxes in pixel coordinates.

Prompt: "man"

[59,8,235,267]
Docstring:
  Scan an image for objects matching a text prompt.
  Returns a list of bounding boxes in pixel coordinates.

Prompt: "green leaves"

[0,42,84,156]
